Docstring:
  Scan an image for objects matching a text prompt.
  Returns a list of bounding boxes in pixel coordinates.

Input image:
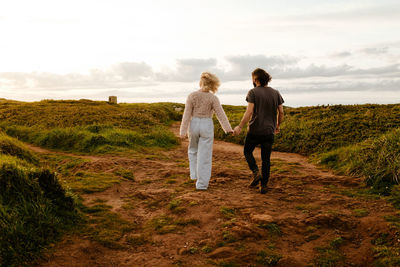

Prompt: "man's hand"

[274,126,280,134]
[233,126,242,136]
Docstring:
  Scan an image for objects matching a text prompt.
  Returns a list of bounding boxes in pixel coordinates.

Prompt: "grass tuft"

[220,206,236,219]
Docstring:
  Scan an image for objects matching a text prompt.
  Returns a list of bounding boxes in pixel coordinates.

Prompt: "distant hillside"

[0,99,184,153]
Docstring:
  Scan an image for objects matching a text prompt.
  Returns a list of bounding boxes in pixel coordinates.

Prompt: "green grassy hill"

[0,99,183,153]
[215,103,400,194]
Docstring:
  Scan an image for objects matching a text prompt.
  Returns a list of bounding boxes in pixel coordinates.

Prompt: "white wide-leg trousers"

[188,117,214,190]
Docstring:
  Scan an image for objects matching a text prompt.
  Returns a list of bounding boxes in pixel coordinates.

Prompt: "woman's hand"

[233,126,242,136]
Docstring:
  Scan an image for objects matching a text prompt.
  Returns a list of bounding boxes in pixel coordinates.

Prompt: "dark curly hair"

[252,68,272,87]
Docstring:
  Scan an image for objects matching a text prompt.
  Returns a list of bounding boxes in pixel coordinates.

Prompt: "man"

[233,68,284,194]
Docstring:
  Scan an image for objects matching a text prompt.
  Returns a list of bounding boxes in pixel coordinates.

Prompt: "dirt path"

[37,124,397,266]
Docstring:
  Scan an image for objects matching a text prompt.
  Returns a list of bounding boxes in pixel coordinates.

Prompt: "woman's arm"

[213,96,233,133]
[179,95,193,137]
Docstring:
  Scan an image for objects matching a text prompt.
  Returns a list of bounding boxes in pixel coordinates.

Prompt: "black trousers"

[243,133,274,186]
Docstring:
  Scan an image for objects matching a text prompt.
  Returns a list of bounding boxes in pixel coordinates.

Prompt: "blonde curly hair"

[199,72,220,93]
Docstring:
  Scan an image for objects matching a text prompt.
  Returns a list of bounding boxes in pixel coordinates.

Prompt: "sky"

[0,0,399,107]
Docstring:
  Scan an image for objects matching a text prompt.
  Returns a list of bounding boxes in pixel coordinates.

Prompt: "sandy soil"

[35,124,398,266]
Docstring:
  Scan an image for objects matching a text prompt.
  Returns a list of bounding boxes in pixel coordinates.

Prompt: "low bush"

[1,124,178,153]
[0,134,81,266]
[316,128,400,195]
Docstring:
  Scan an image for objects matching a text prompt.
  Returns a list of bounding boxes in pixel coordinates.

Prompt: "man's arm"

[233,102,254,135]
[275,104,284,134]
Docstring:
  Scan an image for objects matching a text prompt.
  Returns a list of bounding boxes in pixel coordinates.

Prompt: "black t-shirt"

[246,86,284,135]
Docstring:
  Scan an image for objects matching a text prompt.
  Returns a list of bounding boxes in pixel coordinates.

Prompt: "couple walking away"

[179,68,284,194]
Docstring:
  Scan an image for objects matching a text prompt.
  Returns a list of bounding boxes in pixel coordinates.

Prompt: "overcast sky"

[0,0,399,106]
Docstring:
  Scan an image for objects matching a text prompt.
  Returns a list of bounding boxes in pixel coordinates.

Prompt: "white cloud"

[330,51,352,58]
[1,56,399,92]
[361,47,389,55]
[156,58,218,82]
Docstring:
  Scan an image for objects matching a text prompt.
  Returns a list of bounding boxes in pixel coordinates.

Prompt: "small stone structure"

[108,96,117,104]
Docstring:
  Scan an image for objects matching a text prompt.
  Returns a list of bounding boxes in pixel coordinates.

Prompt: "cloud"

[155,55,299,82]
[0,62,155,90]
[1,55,399,96]
[156,58,218,82]
[330,51,352,58]
[281,79,400,93]
[111,62,153,80]
[361,47,389,55]
[272,64,400,79]
[221,55,298,81]
[218,78,400,96]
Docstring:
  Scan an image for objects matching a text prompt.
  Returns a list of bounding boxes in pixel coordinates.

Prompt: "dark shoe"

[249,172,261,187]
[260,185,268,194]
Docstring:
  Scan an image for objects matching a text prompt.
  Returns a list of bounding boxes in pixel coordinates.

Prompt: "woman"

[179,72,233,190]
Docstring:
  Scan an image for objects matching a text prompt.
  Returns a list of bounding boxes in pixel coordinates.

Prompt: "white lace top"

[179,90,233,136]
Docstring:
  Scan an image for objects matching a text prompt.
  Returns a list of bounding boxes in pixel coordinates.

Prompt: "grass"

[113,168,135,181]
[220,206,236,219]
[384,213,400,230]
[126,234,150,247]
[315,128,400,195]
[257,223,282,237]
[311,237,345,267]
[62,171,124,193]
[0,131,38,164]
[146,215,200,234]
[255,249,282,267]
[0,133,81,266]
[215,104,400,154]
[202,245,213,253]
[222,231,237,243]
[81,203,136,249]
[2,124,179,154]
[0,100,182,154]
[295,204,319,213]
[373,246,400,267]
[0,99,182,129]
[353,208,369,217]
[168,199,186,214]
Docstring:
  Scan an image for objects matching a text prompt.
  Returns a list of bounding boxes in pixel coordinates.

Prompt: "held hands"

[232,126,242,136]
[274,126,281,134]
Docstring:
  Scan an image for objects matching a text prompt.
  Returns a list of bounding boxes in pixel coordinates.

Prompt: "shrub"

[0,162,80,266]
[0,133,80,266]
[316,128,400,194]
